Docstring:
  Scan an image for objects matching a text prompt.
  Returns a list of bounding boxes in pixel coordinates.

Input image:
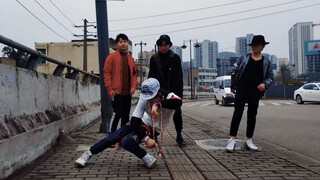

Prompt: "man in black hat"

[226,35,274,152]
[148,34,186,147]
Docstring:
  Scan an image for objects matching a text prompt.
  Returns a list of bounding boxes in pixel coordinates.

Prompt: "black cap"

[156,34,173,47]
[248,35,269,46]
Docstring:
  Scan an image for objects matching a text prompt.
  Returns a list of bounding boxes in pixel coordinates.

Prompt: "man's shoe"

[245,139,258,151]
[75,150,92,167]
[176,135,186,148]
[142,154,157,169]
[226,139,236,153]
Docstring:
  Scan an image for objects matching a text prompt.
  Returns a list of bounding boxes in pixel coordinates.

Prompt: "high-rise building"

[288,22,314,76]
[170,45,183,60]
[305,40,320,74]
[194,44,202,68]
[236,34,254,56]
[194,40,218,69]
[246,34,254,54]
[235,37,246,56]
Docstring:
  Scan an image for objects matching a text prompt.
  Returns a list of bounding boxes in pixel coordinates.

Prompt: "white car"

[294,83,320,104]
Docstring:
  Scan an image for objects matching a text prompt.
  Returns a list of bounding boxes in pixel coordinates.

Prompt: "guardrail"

[0,35,100,84]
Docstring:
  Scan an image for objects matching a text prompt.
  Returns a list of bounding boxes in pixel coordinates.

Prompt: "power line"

[110,0,301,32]
[34,0,75,35]
[49,0,76,26]
[16,0,70,42]
[109,0,251,22]
[130,2,320,38]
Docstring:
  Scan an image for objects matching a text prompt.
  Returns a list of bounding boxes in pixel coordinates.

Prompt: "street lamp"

[182,39,200,99]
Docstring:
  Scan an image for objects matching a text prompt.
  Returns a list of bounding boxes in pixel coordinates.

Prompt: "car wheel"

[214,96,219,105]
[222,97,227,106]
[296,95,304,104]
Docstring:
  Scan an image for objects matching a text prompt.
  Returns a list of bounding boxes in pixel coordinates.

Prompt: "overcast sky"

[1,0,320,61]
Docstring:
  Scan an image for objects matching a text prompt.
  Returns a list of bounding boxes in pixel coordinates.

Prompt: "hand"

[231,89,236,94]
[146,138,158,148]
[108,90,115,100]
[151,104,159,118]
[257,83,266,91]
[129,88,135,95]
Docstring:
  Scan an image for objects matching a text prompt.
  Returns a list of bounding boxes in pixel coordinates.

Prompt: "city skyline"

[1,0,320,62]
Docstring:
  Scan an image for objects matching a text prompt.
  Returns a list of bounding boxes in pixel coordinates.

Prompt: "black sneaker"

[176,135,186,148]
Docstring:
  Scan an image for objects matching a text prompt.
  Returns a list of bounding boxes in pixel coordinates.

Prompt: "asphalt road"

[182,99,320,163]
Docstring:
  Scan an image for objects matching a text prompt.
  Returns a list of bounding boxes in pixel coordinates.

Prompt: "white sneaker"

[142,154,157,169]
[75,150,92,167]
[226,139,236,152]
[245,139,258,151]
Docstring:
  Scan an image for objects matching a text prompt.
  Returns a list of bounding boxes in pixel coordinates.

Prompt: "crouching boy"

[75,78,182,168]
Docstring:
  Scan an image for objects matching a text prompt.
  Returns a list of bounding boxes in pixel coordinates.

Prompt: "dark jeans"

[111,95,132,133]
[173,108,183,135]
[90,122,149,159]
[229,86,262,138]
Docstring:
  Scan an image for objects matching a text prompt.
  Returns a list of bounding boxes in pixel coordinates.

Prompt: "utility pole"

[95,0,113,134]
[135,41,146,87]
[74,19,96,71]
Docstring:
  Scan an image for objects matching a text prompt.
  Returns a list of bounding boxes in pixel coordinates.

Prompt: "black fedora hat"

[248,35,269,46]
[156,34,173,46]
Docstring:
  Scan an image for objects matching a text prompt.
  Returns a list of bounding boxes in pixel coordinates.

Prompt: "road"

[182,99,320,163]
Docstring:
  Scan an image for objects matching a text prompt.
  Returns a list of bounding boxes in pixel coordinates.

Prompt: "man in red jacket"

[103,34,137,142]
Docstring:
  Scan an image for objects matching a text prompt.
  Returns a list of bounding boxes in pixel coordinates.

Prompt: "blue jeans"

[90,122,150,159]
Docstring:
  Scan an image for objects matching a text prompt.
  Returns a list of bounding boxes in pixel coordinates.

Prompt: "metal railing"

[0,34,100,84]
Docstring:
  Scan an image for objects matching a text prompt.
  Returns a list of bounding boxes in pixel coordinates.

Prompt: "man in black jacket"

[148,34,186,147]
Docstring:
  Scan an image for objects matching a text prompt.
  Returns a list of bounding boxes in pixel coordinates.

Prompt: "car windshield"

[224,79,231,88]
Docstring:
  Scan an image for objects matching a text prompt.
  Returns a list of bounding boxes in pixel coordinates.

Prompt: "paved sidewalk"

[11,115,320,180]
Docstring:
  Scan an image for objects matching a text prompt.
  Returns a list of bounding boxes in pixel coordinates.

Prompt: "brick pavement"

[10,115,320,180]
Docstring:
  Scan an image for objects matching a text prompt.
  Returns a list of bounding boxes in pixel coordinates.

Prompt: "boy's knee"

[121,137,135,149]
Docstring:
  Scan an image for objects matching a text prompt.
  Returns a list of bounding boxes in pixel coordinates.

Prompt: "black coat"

[148,50,183,98]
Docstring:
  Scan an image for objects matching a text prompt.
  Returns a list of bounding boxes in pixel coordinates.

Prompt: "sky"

[1,0,320,61]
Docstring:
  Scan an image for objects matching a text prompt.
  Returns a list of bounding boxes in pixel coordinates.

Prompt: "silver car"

[294,83,320,104]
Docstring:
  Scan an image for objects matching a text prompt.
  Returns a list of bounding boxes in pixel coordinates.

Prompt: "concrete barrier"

[0,64,101,179]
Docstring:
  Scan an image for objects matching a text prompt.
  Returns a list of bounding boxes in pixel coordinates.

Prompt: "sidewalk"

[11,115,320,180]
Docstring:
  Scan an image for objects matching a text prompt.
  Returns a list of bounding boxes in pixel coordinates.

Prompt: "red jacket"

[103,51,137,95]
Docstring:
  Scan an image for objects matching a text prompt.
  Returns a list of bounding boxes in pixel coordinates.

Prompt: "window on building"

[37,49,47,64]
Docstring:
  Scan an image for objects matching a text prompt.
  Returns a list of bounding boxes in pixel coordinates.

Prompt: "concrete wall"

[0,64,101,179]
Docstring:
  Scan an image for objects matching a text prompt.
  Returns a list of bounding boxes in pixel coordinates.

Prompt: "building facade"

[305,40,320,74]
[235,34,254,56]
[288,22,314,76]
[193,40,218,69]
[35,38,133,76]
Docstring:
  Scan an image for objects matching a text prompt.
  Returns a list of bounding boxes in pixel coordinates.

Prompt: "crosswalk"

[183,101,296,107]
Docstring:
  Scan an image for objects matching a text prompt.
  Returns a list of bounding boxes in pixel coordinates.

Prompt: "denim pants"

[90,122,151,159]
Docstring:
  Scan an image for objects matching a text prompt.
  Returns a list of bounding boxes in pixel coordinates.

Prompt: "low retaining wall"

[0,64,101,179]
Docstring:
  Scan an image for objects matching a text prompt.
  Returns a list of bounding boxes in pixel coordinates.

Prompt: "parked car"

[213,76,235,106]
[294,83,320,104]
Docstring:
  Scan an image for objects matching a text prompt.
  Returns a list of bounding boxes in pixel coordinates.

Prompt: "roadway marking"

[200,103,213,107]
[271,102,281,106]
[283,102,294,105]
[259,102,265,106]
[184,102,201,107]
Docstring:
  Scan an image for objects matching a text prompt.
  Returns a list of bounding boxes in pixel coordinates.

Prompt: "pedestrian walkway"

[12,115,320,180]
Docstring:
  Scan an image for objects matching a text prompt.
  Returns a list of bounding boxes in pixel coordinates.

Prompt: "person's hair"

[116,33,128,43]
